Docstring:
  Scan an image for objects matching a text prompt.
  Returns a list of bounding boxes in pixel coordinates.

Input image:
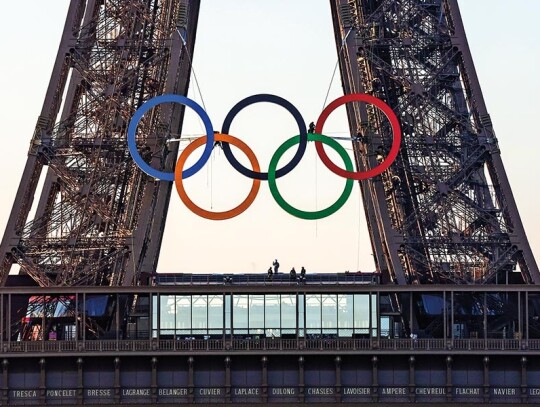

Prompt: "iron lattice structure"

[1,0,538,290]
[0,0,201,287]
[330,0,540,284]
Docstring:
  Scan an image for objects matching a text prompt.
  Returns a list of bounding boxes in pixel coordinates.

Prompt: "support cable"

[321,27,354,111]
[177,29,207,113]
[315,27,354,238]
[177,28,215,209]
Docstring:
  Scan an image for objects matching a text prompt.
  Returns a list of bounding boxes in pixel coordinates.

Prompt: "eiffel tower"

[1,0,537,289]
[0,2,538,406]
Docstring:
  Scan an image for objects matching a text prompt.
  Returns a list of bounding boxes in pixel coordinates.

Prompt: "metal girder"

[330,0,540,284]
[2,0,538,291]
[0,0,201,287]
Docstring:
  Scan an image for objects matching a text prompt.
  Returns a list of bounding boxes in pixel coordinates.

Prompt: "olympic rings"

[268,133,354,220]
[127,93,401,220]
[221,94,307,180]
[315,93,401,180]
[128,94,214,181]
[174,133,261,221]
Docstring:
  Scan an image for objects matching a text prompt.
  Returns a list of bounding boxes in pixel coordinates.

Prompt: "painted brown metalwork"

[0,0,201,288]
[329,0,540,285]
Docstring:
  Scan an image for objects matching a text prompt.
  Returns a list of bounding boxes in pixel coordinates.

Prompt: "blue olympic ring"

[220,94,307,180]
[127,94,214,181]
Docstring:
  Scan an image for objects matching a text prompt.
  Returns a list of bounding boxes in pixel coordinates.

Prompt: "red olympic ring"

[174,133,261,220]
[314,93,402,180]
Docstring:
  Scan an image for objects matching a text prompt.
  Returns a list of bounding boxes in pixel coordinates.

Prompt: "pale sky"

[0,1,538,276]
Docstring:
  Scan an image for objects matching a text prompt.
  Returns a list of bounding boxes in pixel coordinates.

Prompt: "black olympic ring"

[220,94,307,180]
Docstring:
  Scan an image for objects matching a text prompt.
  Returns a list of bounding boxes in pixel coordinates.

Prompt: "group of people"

[267,259,306,281]
[267,259,279,279]
[289,266,307,281]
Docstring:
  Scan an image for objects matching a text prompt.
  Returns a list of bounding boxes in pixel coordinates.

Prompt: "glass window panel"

[321,294,337,334]
[265,295,280,337]
[152,295,158,338]
[371,294,378,329]
[281,295,296,330]
[233,295,248,334]
[338,294,353,337]
[249,295,265,334]
[192,295,208,334]
[159,295,175,335]
[298,294,305,337]
[27,296,44,318]
[175,295,191,334]
[208,295,223,330]
[225,295,231,334]
[380,315,391,338]
[306,294,321,335]
[85,295,108,317]
[354,294,370,335]
[53,296,75,317]
[421,294,445,315]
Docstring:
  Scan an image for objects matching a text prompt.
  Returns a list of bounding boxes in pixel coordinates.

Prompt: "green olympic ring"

[268,133,354,220]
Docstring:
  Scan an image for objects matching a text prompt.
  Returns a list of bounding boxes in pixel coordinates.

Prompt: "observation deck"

[0,274,539,405]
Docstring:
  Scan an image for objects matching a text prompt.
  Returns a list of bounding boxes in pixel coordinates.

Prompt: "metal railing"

[0,337,535,354]
[156,272,379,285]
